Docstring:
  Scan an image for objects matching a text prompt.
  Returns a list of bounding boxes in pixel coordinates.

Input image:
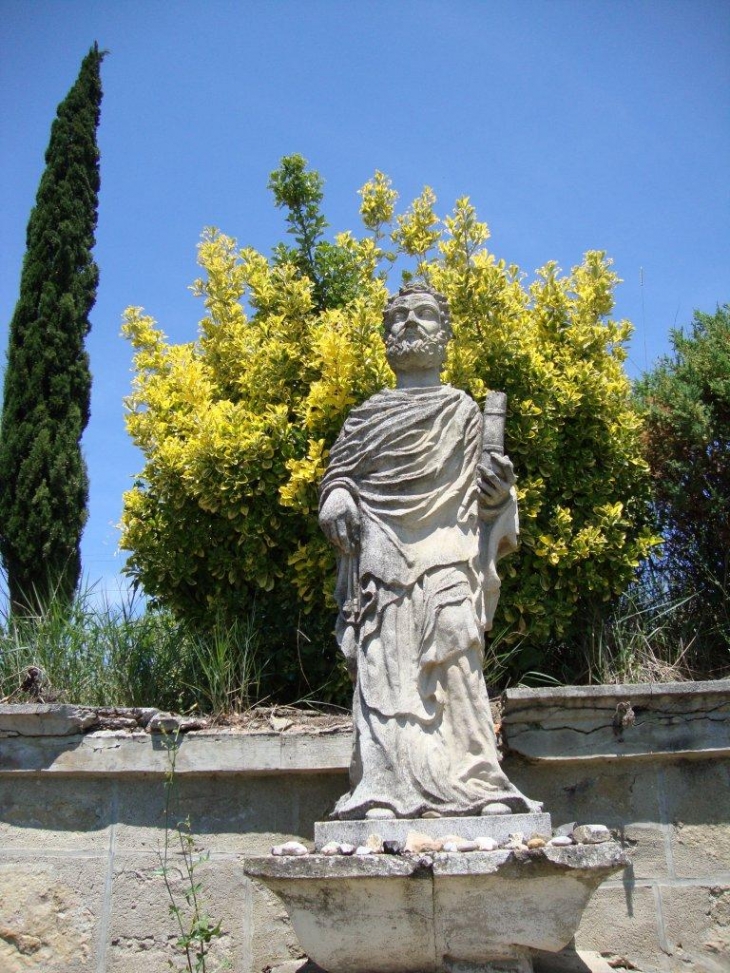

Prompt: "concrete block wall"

[0,681,728,973]
[502,683,730,972]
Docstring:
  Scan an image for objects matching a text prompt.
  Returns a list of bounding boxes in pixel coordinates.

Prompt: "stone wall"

[0,681,728,973]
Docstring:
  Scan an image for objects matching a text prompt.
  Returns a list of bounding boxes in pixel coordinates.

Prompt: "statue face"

[385,293,442,340]
[384,292,449,374]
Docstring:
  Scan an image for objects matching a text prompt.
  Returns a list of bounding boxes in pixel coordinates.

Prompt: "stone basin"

[244,842,627,973]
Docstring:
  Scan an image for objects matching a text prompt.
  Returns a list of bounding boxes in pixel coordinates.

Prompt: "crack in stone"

[507,705,730,739]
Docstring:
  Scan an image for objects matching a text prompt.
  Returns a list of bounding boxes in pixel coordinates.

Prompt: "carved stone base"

[244,842,627,973]
[315,813,552,849]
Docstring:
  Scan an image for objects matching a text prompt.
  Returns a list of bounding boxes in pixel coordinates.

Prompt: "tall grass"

[1,574,726,714]
[0,585,262,713]
[578,577,728,685]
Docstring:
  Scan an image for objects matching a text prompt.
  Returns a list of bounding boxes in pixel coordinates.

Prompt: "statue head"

[382,283,451,375]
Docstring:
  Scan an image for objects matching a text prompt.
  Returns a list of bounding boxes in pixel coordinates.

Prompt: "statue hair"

[383,282,452,337]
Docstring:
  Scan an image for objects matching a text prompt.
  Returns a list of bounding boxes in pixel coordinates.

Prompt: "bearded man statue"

[319,283,540,820]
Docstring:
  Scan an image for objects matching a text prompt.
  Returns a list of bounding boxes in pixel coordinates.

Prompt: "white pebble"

[272,841,309,856]
[355,845,373,856]
[320,841,340,856]
[549,835,573,847]
[475,836,498,852]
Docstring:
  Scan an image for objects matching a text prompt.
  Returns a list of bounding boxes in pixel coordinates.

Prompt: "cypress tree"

[0,44,105,614]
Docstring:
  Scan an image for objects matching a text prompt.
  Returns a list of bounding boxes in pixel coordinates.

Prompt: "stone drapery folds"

[320,382,536,819]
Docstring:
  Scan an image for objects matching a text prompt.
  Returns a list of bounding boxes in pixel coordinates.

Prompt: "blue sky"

[1,0,729,601]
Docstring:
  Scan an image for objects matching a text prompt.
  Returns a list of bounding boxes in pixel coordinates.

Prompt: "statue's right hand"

[319,488,361,554]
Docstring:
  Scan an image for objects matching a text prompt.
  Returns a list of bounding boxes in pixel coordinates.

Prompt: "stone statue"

[319,283,540,820]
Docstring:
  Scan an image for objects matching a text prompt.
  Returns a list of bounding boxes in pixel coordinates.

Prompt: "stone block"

[0,856,105,973]
[0,776,113,850]
[503,758,662,833]
[659,884,730,972]
[619,823,670,880]
[249,877,303,970]
[0,703,97,736]
[0,722,352,776]
[573,883,665,972]
[113,772,347,855]
[662,760,730,878]
[245,845,626,971]
[671,823,730,880]
[106,853,250,973]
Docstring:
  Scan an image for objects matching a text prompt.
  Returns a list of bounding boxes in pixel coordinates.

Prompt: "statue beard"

[384,331,448,372]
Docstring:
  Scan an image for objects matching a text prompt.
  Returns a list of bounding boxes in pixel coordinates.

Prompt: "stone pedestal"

[244,829,627,973]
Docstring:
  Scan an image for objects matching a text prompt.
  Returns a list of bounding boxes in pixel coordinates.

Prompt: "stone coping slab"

[502,679,730,761]
[0,725,352,776]
[1,679,728,776]
[315,813,552,849]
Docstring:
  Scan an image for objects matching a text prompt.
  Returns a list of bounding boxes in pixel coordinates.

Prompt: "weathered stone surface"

[0,776,113,850]
[0,724,352,776]
[663,760,730,878]
[113,772,346,855]
[0,857,103,973]
[245,843,626,971]
[146,711,208,733]
[315,812,552,850]
[503,758,662,841]
[660,884,730,972]
[249,876,301,970]
[620,822,669,880]
[107,854,249,973]
[0,703,98,737]
[574,883,662,972]
[502,681,730,761]
[0,704,160,738]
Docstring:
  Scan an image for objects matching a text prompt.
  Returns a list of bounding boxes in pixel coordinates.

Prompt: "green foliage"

[269,154,363,311]
[0,586,263,714]
[634,305,729,667]
[121,158,657,694]
[0,44,105,615]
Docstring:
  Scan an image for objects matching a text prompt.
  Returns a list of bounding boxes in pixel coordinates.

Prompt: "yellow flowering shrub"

[121,159,657,694]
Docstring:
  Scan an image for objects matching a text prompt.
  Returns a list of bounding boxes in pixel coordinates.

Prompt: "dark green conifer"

[0,44,105,614]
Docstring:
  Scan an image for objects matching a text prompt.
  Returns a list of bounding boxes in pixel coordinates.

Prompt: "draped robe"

[320,385,537,819]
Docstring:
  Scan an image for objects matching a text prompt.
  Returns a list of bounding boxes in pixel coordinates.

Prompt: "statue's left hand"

[477,453,516,509]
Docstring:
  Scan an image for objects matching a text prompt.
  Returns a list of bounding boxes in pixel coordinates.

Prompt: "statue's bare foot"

[421,810,442,818]
[481,802,512,815]
[365,807,396,820]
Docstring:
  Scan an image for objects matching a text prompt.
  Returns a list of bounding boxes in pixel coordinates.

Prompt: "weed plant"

[157,730,228,973]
